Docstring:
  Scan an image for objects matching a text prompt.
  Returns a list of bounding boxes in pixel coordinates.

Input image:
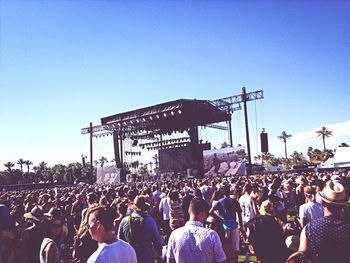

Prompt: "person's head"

[129,195,150,212]
[259,200,274,216]
[88,205,115,242]
[245,215,288,263]
[304,186,315,202]
[243,183,252,195]
[188,197,209,223]
[117,198,129,217]
[319,180,348,214]
[86,192,97,205]
[44,208,64,239]
[205,212,225,239]
[169,190,180,202]
[194,188,203,199]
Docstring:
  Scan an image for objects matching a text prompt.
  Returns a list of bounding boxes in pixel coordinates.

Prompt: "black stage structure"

[82,88,264,181]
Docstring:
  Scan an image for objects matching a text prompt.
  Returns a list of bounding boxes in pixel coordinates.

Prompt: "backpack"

[128,215,146,248]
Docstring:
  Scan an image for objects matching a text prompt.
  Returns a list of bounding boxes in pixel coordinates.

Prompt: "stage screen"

[159,146,195,173]
[203,146,246,177]
[96,163,121,184]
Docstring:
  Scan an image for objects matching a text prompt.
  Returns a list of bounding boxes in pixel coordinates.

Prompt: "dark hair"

[87,193,97,204]
[189,197,209,216]
[245,215,288,263]
[206,212,226,242]
[321,200,344,214]
[89,205,115,231]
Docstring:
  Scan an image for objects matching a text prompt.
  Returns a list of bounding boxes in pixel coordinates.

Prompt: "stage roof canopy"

[99,99,231,137]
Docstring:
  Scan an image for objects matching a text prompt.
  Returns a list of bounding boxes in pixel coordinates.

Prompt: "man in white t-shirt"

[298,186,323,228]
[87,205,137,263]
[159,190,170,236]
[167,197,227,263]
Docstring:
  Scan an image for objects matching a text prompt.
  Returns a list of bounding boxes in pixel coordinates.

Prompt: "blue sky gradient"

[1,1,349,166]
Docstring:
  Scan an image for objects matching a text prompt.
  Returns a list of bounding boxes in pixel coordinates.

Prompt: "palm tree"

[277,131,292,159]
[290,151,304,166]
[38,161,47,171]
[24,160,33,173]
[316,126,333,151]
[17,158,25,173]
[4,162,15,172]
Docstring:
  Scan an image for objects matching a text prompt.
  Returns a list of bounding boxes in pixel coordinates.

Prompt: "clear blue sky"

[1,0,349,167]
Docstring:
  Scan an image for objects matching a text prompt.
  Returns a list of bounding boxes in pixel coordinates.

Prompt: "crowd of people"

[0,170,350,263]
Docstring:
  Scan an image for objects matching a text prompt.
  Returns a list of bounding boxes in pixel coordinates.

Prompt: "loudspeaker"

[260,132,269,153]
[132,139,138,147]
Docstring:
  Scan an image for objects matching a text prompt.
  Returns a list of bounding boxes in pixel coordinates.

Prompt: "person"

[205,212,235,263]
[213,153,221,176]
[166,197,227,263]
[73,204,98,263]
[118,195,163,263]
[299,181,350,263]
[239,184,257,225]
[159,190,171,238]
[40,208,65,263]
[168,191,184,230]
[87,205,137,263]
[21,205,47,263]
[211,185,243,263]
[245,215,289,263]
[298,186,323,228]
[71,194,86,233]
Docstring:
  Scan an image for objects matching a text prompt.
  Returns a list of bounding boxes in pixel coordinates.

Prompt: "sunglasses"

[205,221,218,228]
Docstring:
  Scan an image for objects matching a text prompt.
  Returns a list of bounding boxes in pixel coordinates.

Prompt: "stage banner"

[203,146,246,177]
[96,164,121,184]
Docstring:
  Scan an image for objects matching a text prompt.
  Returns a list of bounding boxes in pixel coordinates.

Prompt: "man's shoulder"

[171,223,214,237]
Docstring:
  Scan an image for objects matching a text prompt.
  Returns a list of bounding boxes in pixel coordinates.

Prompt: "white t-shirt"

[239,194,255,225]
[299,201,324,224]
[167,221,226,263]
[87,240,137,263]
[159,196,170,220]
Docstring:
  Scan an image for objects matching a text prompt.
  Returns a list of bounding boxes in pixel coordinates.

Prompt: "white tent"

[333,147,350,167]
[319,147,350,168]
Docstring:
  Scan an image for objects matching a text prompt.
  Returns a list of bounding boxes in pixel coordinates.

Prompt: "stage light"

[171,111,175,116]
[123,122,127,126]
[178,109,182,114]
[150,116,153,120]
[136,119,140,123]
[142,118,146,122]
[156,115,160,119]
[163,113,167,117]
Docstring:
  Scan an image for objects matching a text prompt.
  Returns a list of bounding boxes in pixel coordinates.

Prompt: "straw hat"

[129,195,150,212]
[318,181,348,205]
[295,176,306,185]
[44,207,63,221]
[259,200,274,215]
[23,205,45,222]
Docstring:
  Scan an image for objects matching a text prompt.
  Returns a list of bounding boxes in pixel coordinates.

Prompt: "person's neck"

[100,231,117,244]
[189,215,203,223]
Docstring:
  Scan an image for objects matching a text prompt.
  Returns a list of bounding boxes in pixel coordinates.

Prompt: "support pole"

[242,87,252,176]
[228,120,233,147]
[89,122,93,180]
